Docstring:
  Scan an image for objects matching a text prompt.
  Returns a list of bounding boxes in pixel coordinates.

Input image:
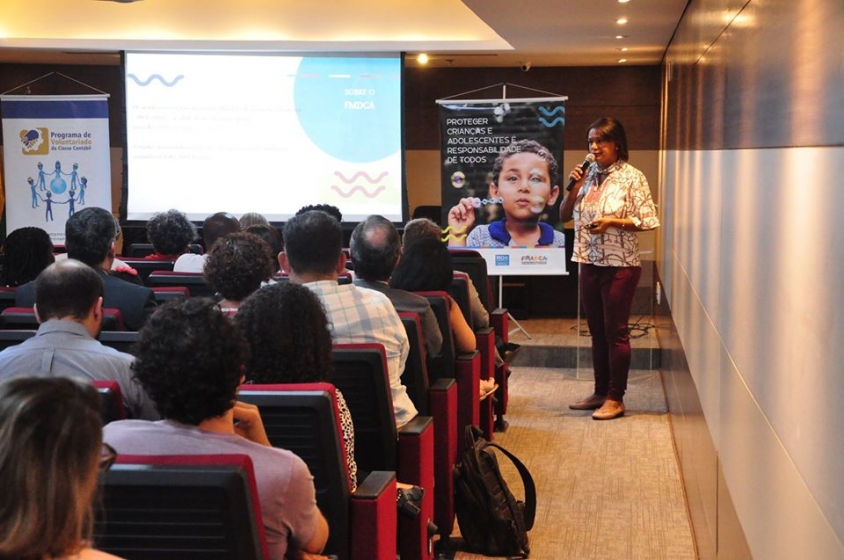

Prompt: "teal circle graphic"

[293,57,400,163]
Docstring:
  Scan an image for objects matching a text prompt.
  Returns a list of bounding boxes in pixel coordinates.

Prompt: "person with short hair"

[143,209,197,261]
[103,298,329,560]
[173,212,240,273]
[295,204,343,223]
[2,226,55,287]
[15,207,156,331]
[0,376,124,560]
[203,232,275,316]
[350,215,443,359]
[243,224,283,273]
[0,260,157,420]
[280,210,418,427]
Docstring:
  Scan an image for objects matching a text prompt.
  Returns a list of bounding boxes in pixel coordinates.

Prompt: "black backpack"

[453,425,537,558]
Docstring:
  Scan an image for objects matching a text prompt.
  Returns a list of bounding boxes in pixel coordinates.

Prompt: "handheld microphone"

[565,154,596,191]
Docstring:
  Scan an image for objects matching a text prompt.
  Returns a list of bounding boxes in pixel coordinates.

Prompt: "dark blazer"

[16,269,157,331]
[354,278,444,358]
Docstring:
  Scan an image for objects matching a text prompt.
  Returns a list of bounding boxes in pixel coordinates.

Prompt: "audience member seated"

[236,282,358,491]
[280,210,418,428]
[0,376,124,560]
[103,298,329,560]
[350,215,443,359]
[402,217,490,330]
[239,212,270,229]
[15,208,156,331]
[204,232,275,316]
[143,209,198,261]
[295,204,343,223]
[0,260,157,420]
[2,226,55,287]
[390,238,476,356]
[173,212,240,273]
[244,224,283,273]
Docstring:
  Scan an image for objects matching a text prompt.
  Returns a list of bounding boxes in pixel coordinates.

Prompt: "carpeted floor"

[438,366,697,560]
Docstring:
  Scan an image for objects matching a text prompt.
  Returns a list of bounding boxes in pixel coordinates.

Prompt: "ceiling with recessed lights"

[0,0,689,67]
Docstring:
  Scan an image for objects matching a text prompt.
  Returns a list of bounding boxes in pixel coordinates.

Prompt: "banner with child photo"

[437,95,568,275]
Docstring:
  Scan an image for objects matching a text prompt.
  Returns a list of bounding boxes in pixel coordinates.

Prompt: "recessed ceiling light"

[617,17,628,25]
[617,47,629,52]
[615,35,628,39]
[618,58,627,63]
[618,0,630,3]
[417,53,429,64]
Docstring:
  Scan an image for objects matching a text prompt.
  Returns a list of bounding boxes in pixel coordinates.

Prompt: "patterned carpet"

[437,366,697,560]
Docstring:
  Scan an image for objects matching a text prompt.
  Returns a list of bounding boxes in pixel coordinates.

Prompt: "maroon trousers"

[579,264,642,401]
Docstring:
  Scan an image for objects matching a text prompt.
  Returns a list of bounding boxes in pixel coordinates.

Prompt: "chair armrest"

[429,378,458,537]
[398,416,435,560]
[490,308,509,343]
[351,471,397,560]
[455,350,480,454]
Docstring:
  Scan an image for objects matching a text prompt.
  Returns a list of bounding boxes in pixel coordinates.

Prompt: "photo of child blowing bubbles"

[447,139,565,248]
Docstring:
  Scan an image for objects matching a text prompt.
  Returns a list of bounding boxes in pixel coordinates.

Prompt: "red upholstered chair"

[94,454,270,560]
[331,344,436,560]
[239,382,397,560]
[91,380,126,424]
[399,312,459,540]
[120,258,175,285]
[412,291,481,452]
[0,287,17,312]
[147,271,216,297]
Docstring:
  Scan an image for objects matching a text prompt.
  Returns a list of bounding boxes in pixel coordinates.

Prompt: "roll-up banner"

[1,95,112,244]
[437,95,568,275]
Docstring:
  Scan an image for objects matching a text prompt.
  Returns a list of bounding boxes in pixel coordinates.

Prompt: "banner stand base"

[498,276,532,340]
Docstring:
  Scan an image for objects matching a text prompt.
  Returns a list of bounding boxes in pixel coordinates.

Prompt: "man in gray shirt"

[0,259,157,420]
[350,215,444,360]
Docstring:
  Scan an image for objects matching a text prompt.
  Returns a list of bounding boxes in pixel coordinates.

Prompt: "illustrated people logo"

[28,160,88,222]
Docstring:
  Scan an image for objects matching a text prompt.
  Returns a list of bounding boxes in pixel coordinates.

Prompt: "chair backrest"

[98,330,139,356]
[92,379,126,424]
[94,454,269,560]
[147,271,216,297]
[398,312,430,416]
[0,307,124,331]
[121,259,176,285]
[449,271,473,327]
[0,287,17,312]
[0,329,35,351]
[151,286,191,303]
[411,292,456,380]
[331,343,398,473]
[449,250,492,312]
[127,243,203,258]
[238,382,353,560]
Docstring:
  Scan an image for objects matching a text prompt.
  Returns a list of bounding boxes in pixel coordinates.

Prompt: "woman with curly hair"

[143,209,198,261]
[203,232,275,316]
[2,226,55,287]
[103,298,329,560]
[0,377,123,560]
[236,283,358,491]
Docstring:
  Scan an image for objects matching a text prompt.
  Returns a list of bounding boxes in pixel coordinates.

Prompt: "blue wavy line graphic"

[331,185,386,198]
[539,116,565,128]
[127,73,184,87]
[538,106,565,117]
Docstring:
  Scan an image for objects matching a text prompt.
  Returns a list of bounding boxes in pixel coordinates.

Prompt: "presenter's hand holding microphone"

[559,154,595,223]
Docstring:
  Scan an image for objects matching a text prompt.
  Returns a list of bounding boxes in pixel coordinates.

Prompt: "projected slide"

[124,52,403,222]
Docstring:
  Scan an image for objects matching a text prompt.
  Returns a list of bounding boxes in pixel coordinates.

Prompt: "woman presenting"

[560,117,660,420]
